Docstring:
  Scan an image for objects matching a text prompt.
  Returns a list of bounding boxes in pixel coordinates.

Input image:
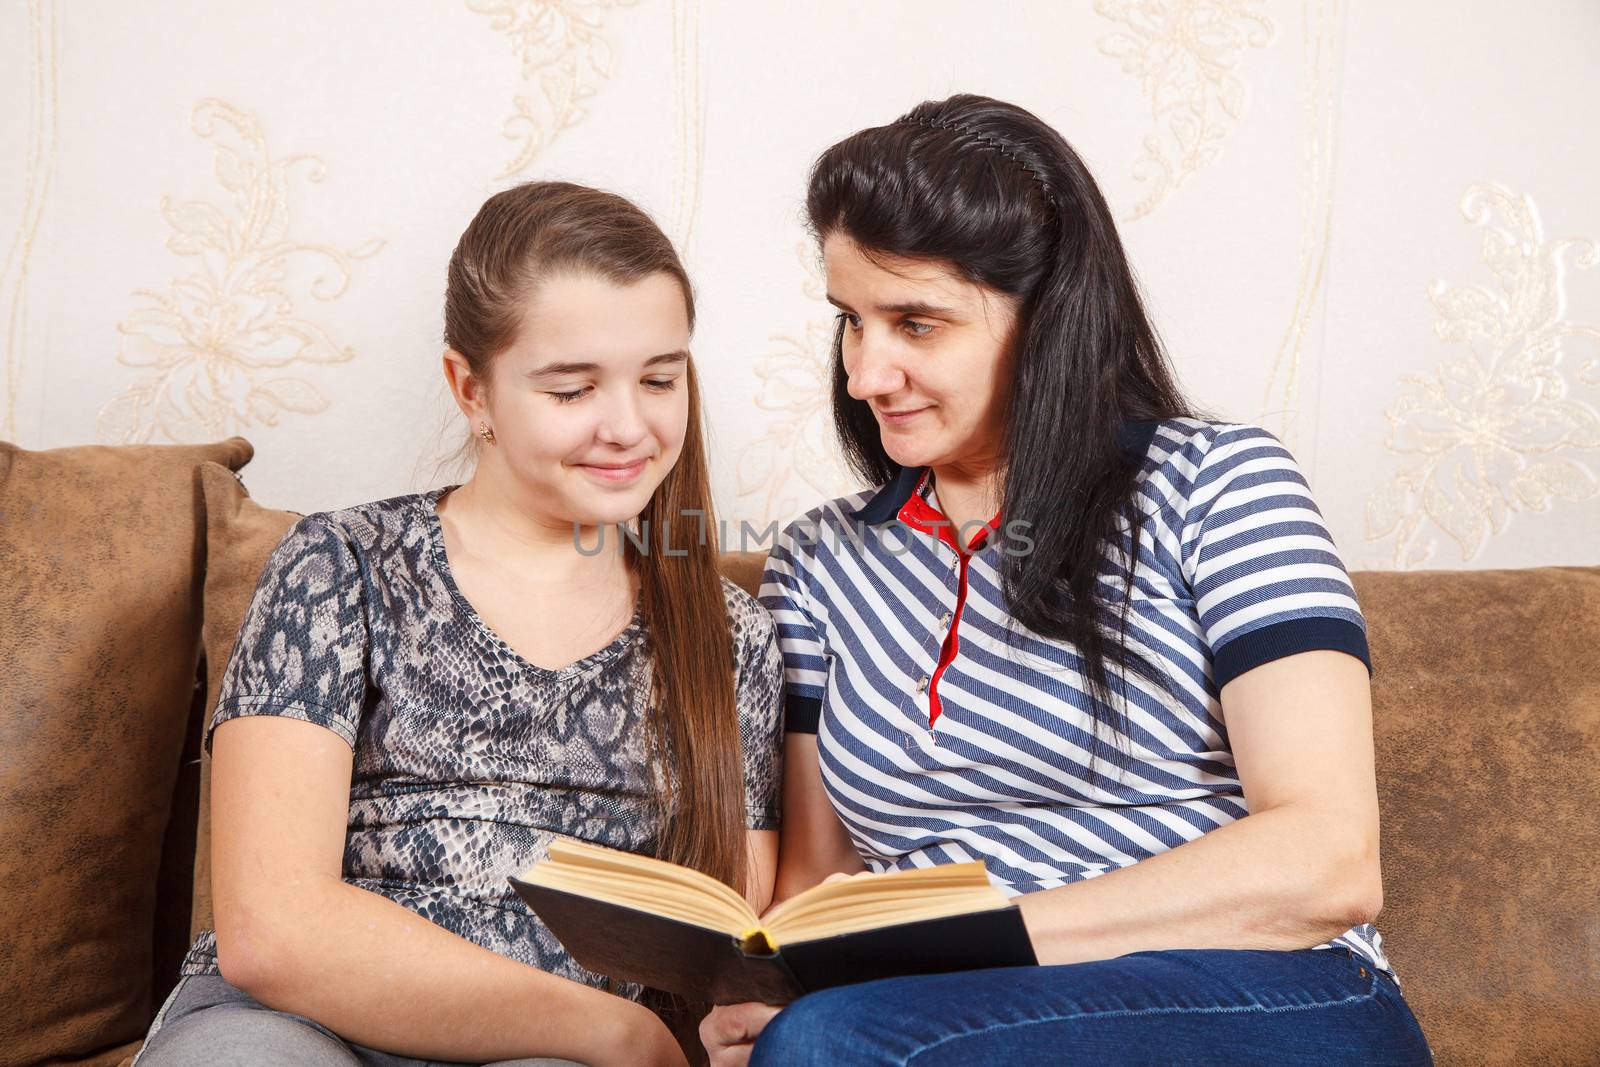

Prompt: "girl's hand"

[709,872,877,1062]
[699,1002,782,1067]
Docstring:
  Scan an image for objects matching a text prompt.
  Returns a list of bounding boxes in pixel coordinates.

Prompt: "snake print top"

[178,486,785,999]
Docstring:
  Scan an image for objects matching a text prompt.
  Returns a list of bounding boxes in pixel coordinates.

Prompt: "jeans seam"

[901,968,1381,1066]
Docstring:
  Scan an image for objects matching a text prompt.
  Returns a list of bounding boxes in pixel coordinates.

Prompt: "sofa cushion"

[188,463,301,942]
[1356,565,1600,1065]
[0,438,252,1067]
[718,550,765,599]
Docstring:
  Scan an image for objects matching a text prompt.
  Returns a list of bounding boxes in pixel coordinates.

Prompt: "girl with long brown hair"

[133,181,782,1067]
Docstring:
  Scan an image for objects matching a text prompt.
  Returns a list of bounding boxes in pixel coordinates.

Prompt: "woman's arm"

[210,716,686,1067]
[1017,649,1384,965]
[769,734,866,907]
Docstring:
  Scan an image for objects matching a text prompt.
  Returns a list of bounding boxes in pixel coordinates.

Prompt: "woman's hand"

[760,868,878,919]
[700,1002,782,1067]
[820,870,876,886]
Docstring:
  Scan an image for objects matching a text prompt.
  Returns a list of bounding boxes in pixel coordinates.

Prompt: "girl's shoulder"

[300,487,448,549]
[269,488,448,574]
[718,574,776,652]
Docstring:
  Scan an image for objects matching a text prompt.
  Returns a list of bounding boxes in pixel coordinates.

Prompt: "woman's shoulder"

[1133,416,1289,463]
[1131,417,1308,499]
[777,485,882,538]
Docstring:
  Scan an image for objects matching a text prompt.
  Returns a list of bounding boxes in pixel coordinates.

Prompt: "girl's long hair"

[444,181,745,895]
[806,94,1197,758]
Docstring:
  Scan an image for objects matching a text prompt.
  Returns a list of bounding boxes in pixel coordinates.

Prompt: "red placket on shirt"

[897,475,1000,728]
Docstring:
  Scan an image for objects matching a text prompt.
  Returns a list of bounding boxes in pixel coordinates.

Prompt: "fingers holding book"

[700,1002,782,1067]
[818,869,879,888]
[759,867,880,916]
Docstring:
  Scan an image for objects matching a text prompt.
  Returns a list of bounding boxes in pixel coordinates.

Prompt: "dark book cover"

[509,876,1039,1005]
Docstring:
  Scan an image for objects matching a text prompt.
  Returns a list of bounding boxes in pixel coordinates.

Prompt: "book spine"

[728,941,804,1005]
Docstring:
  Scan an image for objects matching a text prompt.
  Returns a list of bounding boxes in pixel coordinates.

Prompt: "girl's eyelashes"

[835,310,862,330]
[547,378,679,403]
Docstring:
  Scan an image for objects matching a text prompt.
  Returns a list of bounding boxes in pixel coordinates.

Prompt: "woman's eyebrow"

[825,294,961,318]
[526,350,688,378]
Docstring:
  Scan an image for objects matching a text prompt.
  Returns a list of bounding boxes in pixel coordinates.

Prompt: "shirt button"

[940,612,953,626]
[915,676,929,693]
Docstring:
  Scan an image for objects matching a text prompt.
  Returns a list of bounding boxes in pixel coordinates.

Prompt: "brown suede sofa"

[2,438,1597,1067]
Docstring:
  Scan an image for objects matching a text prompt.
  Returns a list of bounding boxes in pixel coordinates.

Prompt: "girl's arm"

[744,829,779,914]
[769,734,865,909]
[210,715,687,1067]
[1017,649,1385,965]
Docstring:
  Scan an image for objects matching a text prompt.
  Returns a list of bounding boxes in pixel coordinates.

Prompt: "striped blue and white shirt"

[758,418,1391,976]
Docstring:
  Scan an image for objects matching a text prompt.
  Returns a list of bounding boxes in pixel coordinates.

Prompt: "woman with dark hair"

[702,95,1431,1065]
[134,182,783,1067]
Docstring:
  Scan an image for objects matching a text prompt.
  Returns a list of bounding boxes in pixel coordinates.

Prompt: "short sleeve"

[1180,426,1371,690]
[757,522,830,734]
[725,582,783,830]
[208,516,370,752]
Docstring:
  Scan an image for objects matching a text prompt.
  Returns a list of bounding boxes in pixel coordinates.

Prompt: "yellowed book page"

[765,862,1011,944]
[766,884,998,933]
[519,842,1011,949]
[516,839,759,934]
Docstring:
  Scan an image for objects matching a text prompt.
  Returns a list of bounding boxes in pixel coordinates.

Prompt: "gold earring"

[477,421,496,444]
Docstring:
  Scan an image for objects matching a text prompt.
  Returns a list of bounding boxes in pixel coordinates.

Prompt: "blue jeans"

[749,947,1431,1066]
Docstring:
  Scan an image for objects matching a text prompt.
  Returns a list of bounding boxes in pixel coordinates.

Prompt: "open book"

[509,839,1037,1005]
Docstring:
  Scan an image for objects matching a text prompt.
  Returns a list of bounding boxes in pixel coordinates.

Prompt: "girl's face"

[822,233,1018,476]
[458,271,692,529]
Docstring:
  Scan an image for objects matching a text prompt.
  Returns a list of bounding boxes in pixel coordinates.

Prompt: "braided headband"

[895,113,1057,211]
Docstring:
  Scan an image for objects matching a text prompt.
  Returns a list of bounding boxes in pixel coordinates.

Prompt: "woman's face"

[461,271,692,528]
[822,233,1018,475]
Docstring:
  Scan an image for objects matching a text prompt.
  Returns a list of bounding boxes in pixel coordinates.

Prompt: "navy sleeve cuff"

[1212,617,1372,691]
[784,695,822,734]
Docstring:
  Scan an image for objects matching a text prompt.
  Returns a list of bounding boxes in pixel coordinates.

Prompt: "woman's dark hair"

[806,94,1196,759]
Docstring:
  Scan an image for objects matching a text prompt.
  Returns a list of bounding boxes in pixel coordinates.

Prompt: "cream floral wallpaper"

[96,99,384,444]
[2,0,1596,570]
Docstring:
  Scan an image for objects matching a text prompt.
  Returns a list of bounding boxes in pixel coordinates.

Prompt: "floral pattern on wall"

[468,0,640,179]
[97,100,383,445]
[1095,0,1275,220]
[2,0,59,440]
[1366,183,1600,568]
[1259,0,1340,453]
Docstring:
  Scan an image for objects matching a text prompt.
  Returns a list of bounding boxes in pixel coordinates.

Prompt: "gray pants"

[133,974,588,1067]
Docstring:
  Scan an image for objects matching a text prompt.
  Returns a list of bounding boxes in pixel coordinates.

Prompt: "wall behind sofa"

[3,0,1596,570]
